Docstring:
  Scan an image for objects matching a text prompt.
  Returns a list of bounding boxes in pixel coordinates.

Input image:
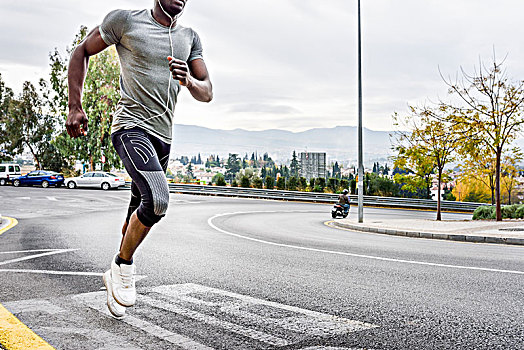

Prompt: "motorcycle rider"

[338,189,350,214]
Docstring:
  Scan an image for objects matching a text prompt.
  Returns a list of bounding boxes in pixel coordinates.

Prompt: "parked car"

[0,163,21,186]
[12,170,65,188]
[66,171,125,190]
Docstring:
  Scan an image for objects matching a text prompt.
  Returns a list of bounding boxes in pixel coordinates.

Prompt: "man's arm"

[66,27,109,138]
[168,58,213,103]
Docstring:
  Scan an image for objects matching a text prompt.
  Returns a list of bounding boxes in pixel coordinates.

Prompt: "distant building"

[299,152,326,180]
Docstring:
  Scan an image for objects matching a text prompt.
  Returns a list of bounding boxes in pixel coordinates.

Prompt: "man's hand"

[168,57,192,87]
[66,106,89,138]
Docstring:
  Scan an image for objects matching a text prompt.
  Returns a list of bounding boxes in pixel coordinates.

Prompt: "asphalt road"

[0,186,522,350]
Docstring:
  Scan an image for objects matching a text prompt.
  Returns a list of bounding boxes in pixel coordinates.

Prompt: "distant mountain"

[172,125,395,165]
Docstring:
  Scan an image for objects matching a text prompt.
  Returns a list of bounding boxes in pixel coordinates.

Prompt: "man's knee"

[137,205,166,227]
[152,190,169,216]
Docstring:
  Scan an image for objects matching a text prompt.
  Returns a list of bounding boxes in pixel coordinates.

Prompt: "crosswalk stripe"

[140,294,290,346]
[73,292,213,350]
[154,284,377,335]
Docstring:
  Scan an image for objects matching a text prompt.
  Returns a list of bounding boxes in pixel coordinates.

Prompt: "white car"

[66,171,126,190]
[0,163,21,186]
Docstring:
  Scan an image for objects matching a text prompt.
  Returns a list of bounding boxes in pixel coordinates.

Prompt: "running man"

[66,0,213,318]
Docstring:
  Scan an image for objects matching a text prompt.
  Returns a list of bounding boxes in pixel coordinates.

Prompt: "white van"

[0,163,22,186]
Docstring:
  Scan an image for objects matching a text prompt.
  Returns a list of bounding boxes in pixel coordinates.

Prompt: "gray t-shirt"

[99,9,203,144]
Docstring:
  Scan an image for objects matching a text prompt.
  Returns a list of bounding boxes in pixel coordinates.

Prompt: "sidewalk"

[333,218,524,246]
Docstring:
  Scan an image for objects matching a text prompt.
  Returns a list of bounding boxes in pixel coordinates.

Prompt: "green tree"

[339,179,349,193]
[186,162,194,179]
[327,177,339,193]
[47,27,122,172]
[458,142,497,204]
[240,175,251,188]
[252,176,263,189]
[443,184,456,201]
[265,176,275,189]
[350,179,356,194]
[501,151,523,204]
[0,74,14,162]
[312,177,326,192]
[392,105,459,220]
[225,153,241,182]
[393,144,434,200]
[290,150,299,177]
[4,82,53,169]
[299,177,308,191]
[443,57,524,220]
[332,161,341,178]
[213,173,227,186]
[288,176,298,191]
[366,172,399,197]
[276,176,286,190]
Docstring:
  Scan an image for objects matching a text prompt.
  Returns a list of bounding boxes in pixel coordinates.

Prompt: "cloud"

[2,0,524,132]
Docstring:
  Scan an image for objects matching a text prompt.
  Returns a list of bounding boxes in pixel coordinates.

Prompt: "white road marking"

[41,326,143,350]
[153,284,376,337]
[0,249,62,255]
[46,196,57,201]
[3,299,66,315]
[73,291,213,350]
[171,199,202,204]
[0,248,78,267]
[140,293,290,346]
[7,283,374,349]
[208,211,524,275]
[15,196,30,200]
[0,268,102,276]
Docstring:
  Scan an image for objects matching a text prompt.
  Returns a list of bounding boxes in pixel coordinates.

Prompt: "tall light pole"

[357,0,364,223]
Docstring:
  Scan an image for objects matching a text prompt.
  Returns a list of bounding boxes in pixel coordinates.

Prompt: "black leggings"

[111,128,171,227]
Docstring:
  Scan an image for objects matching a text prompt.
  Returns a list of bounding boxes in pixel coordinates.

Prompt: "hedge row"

[472,204,524,220]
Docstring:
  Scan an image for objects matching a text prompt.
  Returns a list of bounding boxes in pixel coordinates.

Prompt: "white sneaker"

[110,255,137,307]
[103,270,127,318]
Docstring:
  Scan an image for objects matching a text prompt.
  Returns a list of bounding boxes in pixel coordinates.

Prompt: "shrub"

[288,176,298,191]
[265,176,274,189]
[213,173,226,186]
[252,177,263,189]
[472,206,495,220]
[501,204,520,219]
[339,179,349,193]
[231,180,238,187]
[299,177,308,190]
[313,185,324,193]
[276,177,286,190]
[516,205,524,219]
[240,175,251,188]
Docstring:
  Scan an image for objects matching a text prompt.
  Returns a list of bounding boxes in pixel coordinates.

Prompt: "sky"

[1,0,524,132]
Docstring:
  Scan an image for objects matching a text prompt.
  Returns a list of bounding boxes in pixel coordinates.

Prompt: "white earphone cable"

[127,0,183,129]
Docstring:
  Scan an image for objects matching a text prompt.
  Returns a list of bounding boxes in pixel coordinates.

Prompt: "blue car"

[12,170,65,188]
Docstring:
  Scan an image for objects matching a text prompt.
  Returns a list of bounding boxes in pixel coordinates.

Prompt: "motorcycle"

[331,203,349,219]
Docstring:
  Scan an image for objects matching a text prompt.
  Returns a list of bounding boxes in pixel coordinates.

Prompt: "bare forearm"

[186,77,213,102]
[68,44,90,109]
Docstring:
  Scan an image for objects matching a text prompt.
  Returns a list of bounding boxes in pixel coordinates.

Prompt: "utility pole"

[357,0,364,223]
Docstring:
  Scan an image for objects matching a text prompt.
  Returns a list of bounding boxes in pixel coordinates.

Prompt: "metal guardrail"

[124,182,484,212]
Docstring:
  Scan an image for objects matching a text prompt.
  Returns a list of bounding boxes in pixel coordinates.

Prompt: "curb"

[0,217,18,236]
[332,221,524,246]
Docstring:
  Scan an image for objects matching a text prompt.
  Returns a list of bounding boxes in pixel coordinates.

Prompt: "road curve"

[0,186,522,350]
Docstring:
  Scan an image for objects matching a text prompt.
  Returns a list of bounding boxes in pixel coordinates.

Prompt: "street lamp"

[357,0,364,223]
